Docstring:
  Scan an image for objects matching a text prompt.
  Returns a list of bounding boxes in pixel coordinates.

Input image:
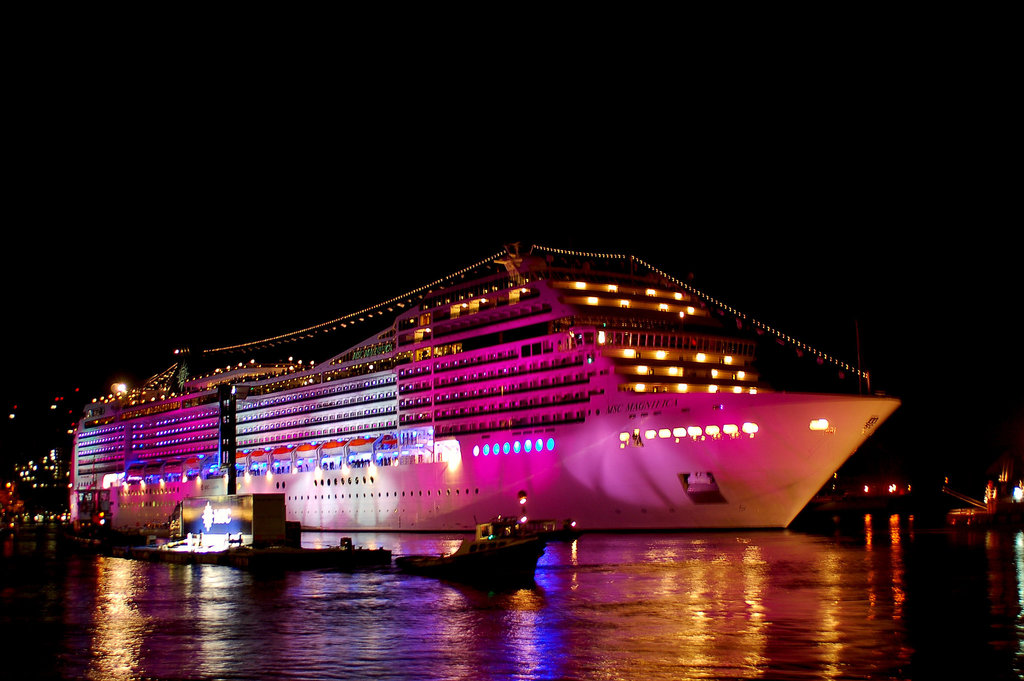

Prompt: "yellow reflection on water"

[87,557,150,681]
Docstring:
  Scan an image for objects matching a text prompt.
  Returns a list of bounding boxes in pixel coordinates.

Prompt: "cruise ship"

[69,244,899,532]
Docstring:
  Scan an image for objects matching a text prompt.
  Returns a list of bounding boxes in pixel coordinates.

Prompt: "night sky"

[2,49,1017,500]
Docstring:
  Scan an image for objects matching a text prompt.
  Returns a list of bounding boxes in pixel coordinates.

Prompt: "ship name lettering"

[608,398,678,414]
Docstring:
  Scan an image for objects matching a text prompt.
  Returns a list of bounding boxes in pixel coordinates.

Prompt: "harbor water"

[2,515,1022,680]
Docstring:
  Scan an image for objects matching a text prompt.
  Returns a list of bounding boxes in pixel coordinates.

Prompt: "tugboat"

[395,514,546,585]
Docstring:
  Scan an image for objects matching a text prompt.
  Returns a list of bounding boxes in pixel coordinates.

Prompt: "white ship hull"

[108,392,898,531]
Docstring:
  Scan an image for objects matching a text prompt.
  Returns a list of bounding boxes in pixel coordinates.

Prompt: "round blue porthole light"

[503,442,510,455]
[535,439,543,452]
[525,440,532,453]
[513,441,521,453]
[546,438,555,451]
[483,444,490,456]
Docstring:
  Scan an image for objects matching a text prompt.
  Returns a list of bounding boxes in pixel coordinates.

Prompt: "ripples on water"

[2,515,1022,680]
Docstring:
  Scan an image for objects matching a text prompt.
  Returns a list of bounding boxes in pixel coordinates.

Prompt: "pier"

[109,540,392,570]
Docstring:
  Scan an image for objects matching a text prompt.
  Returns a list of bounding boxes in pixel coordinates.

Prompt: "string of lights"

[200,250,509,356]
[196,244,863,382]
[531,245,867,382]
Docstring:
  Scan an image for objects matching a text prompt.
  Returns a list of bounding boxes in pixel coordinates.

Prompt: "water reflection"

[3,517,1024,679]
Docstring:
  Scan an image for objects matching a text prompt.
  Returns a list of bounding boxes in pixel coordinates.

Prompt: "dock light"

[1014,487,1023,502]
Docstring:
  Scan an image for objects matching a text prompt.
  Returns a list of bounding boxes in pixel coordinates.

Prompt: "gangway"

[941,486,987,510]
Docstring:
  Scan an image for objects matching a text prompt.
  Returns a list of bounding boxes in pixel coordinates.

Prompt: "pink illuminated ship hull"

[154,391,898,532]
[76,246,902,533]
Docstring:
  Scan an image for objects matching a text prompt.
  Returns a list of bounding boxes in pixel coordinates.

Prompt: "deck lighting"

[809,419,830,431]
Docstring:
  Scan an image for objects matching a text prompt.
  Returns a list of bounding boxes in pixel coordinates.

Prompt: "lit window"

[705,425,721,437]
[597,330,606,344]
[723,424,739,436]
[658,429,671,438]
[636,383,646,392]
[687,426,702,438]
[623,349,636,358]
[809,419,830,431]
[587,296,598,305]
[607,284,618,293]
[655,351,667,360]
[742,422,759,435]
[574,282,587,290]
[646,289,656,297]
[723,356,733,364]
[645,430,658,440]
[620,300,630,308]
[676,383,688,392]
[696,353,706,362]
[637,366,649,375]
[658,303,668,311]
[619,432,630,442]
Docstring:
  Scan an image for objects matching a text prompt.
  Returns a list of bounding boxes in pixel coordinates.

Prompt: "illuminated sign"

[182,495,253,536]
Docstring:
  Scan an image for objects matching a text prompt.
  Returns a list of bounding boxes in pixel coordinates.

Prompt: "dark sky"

[2,46,1018,492]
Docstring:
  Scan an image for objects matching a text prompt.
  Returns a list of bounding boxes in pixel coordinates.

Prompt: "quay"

[110,538,392,570]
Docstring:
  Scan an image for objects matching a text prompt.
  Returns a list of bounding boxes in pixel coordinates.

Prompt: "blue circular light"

[536,439,543,452]
[503,442,510,454]
[513,441,521,453]
[525,440,532,453]
[546,438,555,451]
[483,444,490,456]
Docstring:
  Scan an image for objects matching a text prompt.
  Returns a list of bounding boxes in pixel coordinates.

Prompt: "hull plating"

[109,392,899,531]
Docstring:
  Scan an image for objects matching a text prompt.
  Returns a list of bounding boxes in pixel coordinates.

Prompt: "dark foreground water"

[2,515,1022,680]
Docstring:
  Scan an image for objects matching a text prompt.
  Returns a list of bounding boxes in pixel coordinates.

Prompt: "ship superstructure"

[70,245,899,532]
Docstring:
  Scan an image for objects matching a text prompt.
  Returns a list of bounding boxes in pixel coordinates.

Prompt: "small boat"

[395,515,546,584]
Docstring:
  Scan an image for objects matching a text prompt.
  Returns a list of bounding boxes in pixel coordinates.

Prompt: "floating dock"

[110,541,392,570]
